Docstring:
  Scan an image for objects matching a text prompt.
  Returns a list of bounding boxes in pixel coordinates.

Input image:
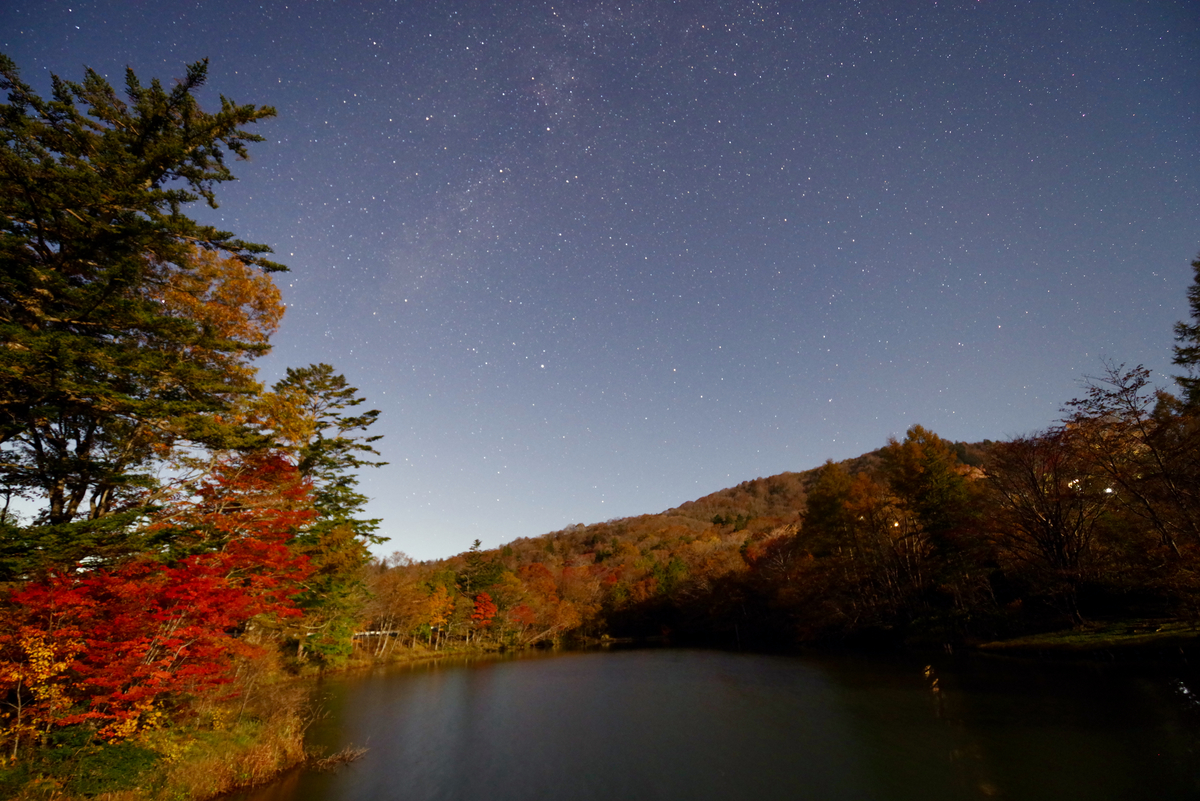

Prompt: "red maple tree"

[0,452,315,744]
[470,592,498,628]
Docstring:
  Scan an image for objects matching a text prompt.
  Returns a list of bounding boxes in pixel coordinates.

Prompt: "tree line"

[361,256,1200,653]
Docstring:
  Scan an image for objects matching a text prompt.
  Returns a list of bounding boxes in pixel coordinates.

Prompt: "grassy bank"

[0,640,504,801]
[0,673,309,800]
[976,618,1200,658]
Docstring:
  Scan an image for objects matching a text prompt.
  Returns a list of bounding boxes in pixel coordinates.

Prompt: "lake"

[231,647,1200,801]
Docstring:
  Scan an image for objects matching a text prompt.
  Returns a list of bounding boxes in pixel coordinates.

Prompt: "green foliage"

[299,618,356,666]
[57,735,162,797]
[268,364,386,665]
[0,760,26,798]
[881,425,973,548]
[272,364,385,541]
[425,565,458,594]
[651,556,688,595]
[0,53,384,795]
[712,513,751,530]
[456,540,503,597]
[0,726,162,798]
[0,55,280,569]
[801,461,854,555]
[0,511,151,581]
[953,441,984,468]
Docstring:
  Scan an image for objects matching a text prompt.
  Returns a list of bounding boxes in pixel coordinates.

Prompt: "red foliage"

[470,592,498,628]
[509,604,537,628]
[0,452,315,741]
[518,562,559,603]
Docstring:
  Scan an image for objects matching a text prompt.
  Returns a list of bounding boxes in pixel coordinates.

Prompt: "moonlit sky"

[5,1,1198,561]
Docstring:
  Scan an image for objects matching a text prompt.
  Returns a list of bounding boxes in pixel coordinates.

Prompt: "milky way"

[6,1,1198,559]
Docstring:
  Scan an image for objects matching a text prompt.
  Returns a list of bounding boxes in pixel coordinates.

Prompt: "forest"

[361,357,1200,656]
[356,254,1200,656]
[2,53,1200,799]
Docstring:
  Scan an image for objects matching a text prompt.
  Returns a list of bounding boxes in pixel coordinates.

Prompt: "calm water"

[232,648,1200,801]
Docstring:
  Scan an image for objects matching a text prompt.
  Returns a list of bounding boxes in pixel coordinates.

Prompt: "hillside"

[363,432,1022,652]
[365,397,1200,654]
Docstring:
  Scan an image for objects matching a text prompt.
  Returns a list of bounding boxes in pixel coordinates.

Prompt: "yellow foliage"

[425,586,455,628]
[251,385,318,451]
[0,630,82,749]
[146,246,284,383]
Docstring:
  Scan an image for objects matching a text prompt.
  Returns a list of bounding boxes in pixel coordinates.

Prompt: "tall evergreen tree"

[1173,253,1200,407]
[266,364,386,663]
[800,461,855,556]
[880,425,972,549]
[0,55,281,570]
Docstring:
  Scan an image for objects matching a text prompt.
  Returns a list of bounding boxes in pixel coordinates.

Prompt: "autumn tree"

[1062,363,1200,555]
[510,562,572,643]
[147,450,316,576]
[469,592,498,643]
[984,429,1113,622]
[361,554,427,656]
[817,473,897,627]
[800,461,855,556]
[0,56,281,572]
[0,452,313,754]
[150,248,284,391]
[260,364,385,663]
[423,586,456,649]
[880,425,974,551]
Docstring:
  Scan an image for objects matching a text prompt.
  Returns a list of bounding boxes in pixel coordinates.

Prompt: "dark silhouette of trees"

[984,429,1112,621]
[1063,363,1200,555]
[1172,253,1200,407]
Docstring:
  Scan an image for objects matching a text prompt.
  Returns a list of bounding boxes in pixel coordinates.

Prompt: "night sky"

[5,1,1198,561]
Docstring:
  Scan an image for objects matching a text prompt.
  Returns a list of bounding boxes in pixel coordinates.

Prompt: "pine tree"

[1173,253,1200,407]
[265,364,386,663]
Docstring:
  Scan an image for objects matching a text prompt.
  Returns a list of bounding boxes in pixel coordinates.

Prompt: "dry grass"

[144,675,311,799]
[309,745,368,771]
[3,645,374,801]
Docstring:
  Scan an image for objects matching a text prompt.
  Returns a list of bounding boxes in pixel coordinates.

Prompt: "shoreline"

[972,619,1200,660]
[13,628,1196,800]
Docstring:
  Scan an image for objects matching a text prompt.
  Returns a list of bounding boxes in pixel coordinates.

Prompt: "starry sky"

[5,1,1198,561]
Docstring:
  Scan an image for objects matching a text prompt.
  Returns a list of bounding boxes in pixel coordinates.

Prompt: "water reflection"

[231,649,1200,801]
